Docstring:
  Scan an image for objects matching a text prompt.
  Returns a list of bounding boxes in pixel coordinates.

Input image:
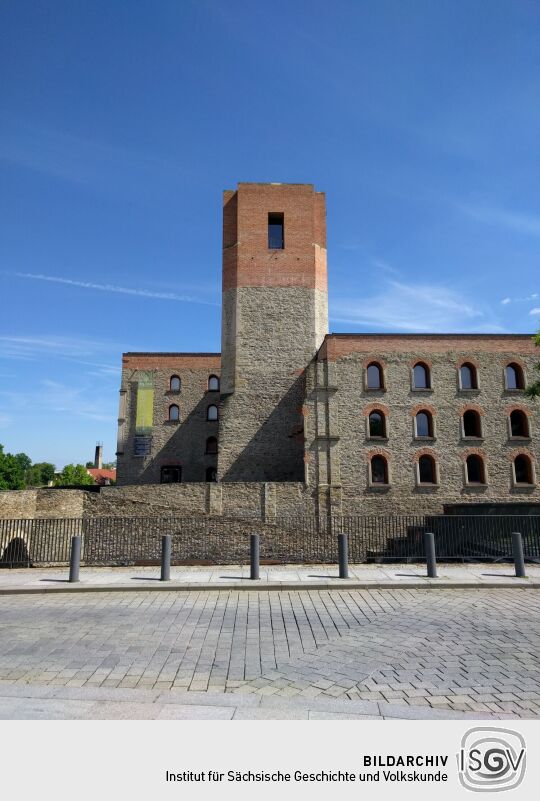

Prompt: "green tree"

[39,462,56,485]
[26,462,56,487]
[15,453,32,473]
[0,444,26,490]
[55,464,95,486]
[525,331,540,399]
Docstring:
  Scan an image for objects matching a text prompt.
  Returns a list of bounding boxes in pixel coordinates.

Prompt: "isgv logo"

[457,727,526,792]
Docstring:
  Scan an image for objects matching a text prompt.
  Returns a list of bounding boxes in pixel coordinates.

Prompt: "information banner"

[1,720,538,801]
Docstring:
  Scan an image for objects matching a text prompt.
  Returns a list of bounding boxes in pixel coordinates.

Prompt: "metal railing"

[0,514,539,567]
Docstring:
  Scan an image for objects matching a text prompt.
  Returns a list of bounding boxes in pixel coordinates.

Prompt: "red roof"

[87,468,116,485]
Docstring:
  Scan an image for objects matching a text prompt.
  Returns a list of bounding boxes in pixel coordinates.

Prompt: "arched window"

[207,404,218,421]
[505,363,525,390]
[170,375,181,392]
[368,410,386,438]
[510,410,529,438]
[514,455,533,485]
[460,363,477,390]
[370,455,388,484]
[205,436,218,454]
[206,467,217,483]
[463,410,482,438]
[418,455,436,484]
[366,362,383,390]
[413,362,430,389]
[161,466,181,484]
[415,411,433,438]
[168,404,180,422]
[208,375,220,391]
[466,454,485,484]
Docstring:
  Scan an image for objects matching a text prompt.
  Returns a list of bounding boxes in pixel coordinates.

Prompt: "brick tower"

[218,183,328,481]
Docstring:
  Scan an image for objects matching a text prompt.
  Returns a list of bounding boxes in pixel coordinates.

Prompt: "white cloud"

[13,273,220,306]
[500,292,538,306]
[371,259,399,276]
[459,204,540,236]
[0,379,114,423]
[330,280,504,333]
[529,307,540,316]
[0,412,12,427]
[0,335,124,387]
[0,334,118,364]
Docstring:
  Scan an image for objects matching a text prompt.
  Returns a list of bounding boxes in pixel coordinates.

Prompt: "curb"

[1,579,539,595]
[0,683,520,720]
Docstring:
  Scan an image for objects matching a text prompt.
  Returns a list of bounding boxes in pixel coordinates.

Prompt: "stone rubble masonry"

[306,333,539,516]
[0,489,84,520]
[0,483,314,523]
[218,183,328,482]
[2,186,539,526]
[117,353,221,486]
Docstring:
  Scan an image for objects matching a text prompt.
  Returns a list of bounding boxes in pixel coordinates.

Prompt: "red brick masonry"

[320,333,537,361]
[122,353,221,370]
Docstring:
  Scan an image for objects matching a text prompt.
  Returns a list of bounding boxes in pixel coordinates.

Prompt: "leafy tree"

[38,462,56,484]
[102,461,117,469]
[26,462,56,487]
[525,331,540,399]
[85,461,94,468]
[0,444,26,490]
[0,446,58,489]
[55,464,95,486]
[15,453,32,472]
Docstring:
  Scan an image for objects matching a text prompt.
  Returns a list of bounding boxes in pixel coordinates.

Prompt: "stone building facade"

[306,333,538,517]
[117,353,221,485]
[115,182,539,517]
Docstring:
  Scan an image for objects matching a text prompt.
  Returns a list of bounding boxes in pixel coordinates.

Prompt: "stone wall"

[0,482,315,522]
[219,287,321,482]
[306,334,540,516]
[117,353,221,485]
[0,490,37,520]
[218,183,328,482]
[0,489,84,520]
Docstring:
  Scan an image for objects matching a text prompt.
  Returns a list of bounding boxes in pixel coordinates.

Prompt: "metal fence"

[292,515,540,563]
[0,514,539,567]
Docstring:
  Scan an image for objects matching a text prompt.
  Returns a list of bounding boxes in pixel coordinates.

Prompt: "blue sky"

[1,0,539,468]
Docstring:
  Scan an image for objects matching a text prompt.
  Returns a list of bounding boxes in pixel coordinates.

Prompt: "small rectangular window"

[268,213,284,249]
[161,466,182,484]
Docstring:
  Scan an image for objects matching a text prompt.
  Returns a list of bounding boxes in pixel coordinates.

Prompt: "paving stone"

[1,587,539,719]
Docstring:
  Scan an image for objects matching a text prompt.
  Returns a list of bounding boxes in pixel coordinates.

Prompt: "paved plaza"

[1,586,539,719]
[1,562,539,591]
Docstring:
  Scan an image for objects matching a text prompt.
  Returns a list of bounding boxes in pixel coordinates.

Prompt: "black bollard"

[338,533,349,579]
[69,535,81,583]
[161,534,171,581]
[512,532,526,578]
[423,531,437,578]
[250,534,260,580]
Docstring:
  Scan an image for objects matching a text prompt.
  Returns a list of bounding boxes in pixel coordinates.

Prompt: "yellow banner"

[135,373,154,434]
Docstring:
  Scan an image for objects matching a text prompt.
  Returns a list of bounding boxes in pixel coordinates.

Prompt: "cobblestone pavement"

[1,588,539,717]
